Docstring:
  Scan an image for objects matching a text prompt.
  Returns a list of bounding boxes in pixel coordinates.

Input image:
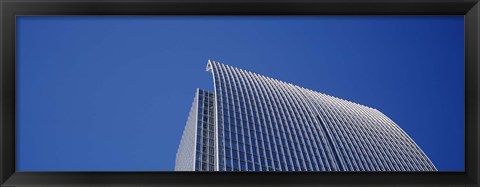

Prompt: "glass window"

[246,147,251,154]
[260,157,266,166]
[239,153,245,160]
[233,159,239,168]
[240,161,247,170]
[248,162,254,170]
[226,159,232,168]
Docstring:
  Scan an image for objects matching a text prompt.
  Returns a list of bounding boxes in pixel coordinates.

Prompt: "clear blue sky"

[16,16,464,171]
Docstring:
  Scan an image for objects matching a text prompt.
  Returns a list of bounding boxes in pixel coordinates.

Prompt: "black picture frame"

[1,0,478,186]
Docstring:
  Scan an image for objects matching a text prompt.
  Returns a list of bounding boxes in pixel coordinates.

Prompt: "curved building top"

[205,60,436,171]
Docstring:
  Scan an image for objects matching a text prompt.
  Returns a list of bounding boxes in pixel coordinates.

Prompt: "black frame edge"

[0,0,477,15]
[466,2,480,186]
[0,0,16,185]
[0,172,473,186]
[1,0,479,186]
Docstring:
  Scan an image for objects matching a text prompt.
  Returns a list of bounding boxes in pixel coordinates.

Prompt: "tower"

[176,60,436,171]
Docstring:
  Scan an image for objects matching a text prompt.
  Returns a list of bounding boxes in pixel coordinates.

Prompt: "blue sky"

[16,16,464,171]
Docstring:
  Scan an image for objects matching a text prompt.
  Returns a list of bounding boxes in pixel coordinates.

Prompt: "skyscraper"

[175,60,437,172]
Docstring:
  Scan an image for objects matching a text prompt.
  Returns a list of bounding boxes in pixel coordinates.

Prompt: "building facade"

[175,60,437,171]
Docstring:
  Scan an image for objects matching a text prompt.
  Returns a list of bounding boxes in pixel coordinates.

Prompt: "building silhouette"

[175,60,437,171]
